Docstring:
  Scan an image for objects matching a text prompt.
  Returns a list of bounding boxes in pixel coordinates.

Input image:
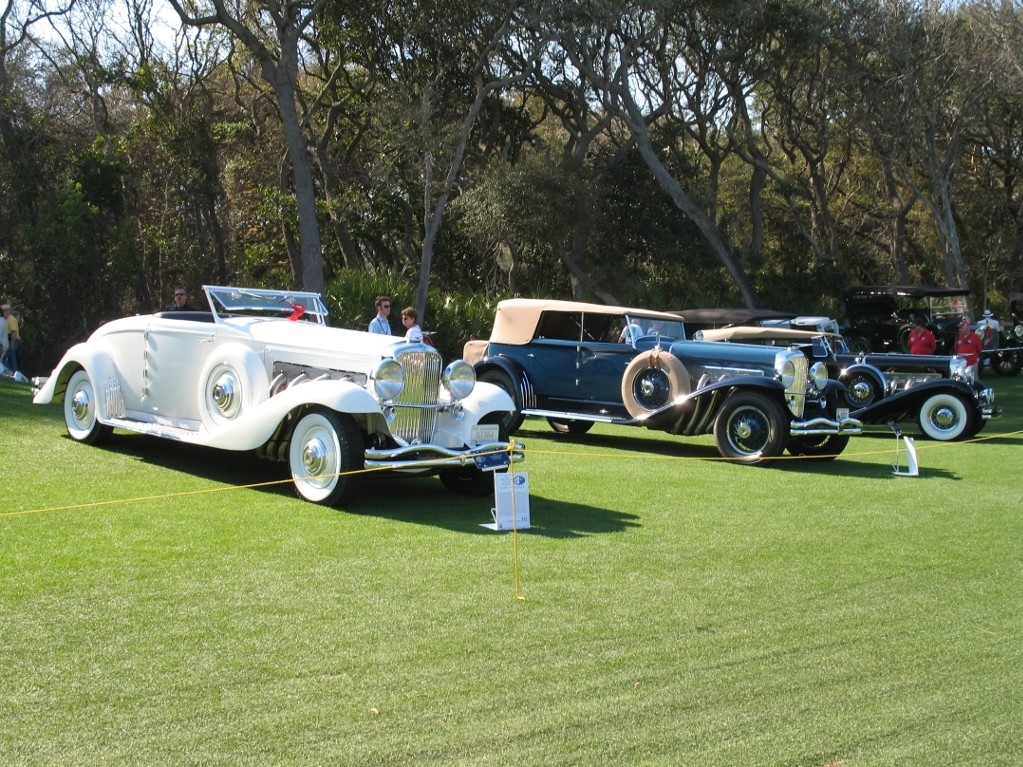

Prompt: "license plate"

[474,451,511,471]
[471,424,500,443]
[837,407,850,420]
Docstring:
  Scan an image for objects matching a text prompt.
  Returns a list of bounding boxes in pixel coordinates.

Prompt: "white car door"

[142,315,217,427]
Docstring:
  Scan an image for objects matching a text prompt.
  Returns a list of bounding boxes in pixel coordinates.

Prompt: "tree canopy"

[3,0,1022,367]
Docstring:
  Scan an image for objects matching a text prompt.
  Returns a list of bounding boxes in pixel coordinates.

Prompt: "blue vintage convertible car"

[464,299,861,463]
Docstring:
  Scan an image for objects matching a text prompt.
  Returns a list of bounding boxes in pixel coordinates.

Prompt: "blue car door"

[577,311,633,405]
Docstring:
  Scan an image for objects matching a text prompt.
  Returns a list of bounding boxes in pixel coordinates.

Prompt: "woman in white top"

[400,306,423,341]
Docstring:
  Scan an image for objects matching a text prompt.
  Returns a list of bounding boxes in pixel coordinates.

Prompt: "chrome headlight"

[442,360,476,400]
[1014,324,1023,339]
[778,357,798,388]
[949,357,976,383]
[371,358,404,400]
[810,361,829,390]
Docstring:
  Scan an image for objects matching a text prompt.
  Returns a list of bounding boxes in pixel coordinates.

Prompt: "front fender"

[850,379,979,422]
[32,342,119,417]
[689,375,784,401]
[198,379,383,450]
[431,381,516,448]
[459,380,516,416]
[474,355,533,409]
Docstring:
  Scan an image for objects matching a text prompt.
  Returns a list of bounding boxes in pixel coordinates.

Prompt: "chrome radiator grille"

[391,348,442,444]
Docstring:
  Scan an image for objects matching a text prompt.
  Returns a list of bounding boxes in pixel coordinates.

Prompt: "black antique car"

[464,299,861,463]
[697,323,999,441]
[840,285,1023,375]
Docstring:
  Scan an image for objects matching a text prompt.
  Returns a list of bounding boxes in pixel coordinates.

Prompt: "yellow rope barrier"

[2,445,516,518]
[5,428,1021,606]
[7,428,1022,518]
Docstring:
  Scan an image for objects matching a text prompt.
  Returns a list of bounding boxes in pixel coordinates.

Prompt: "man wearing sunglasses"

[165,286,198,312]
[368,295,393,335]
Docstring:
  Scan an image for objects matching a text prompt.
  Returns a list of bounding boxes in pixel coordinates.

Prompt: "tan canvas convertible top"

[487,298,684,346]
[699,325,844,344]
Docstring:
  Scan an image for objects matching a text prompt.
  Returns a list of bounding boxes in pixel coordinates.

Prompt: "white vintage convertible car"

[33,286,522,505]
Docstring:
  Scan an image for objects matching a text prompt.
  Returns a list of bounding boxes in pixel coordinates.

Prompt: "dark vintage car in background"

[840,285,1023,376]
[696,323,999,441]
[33,286,523,505]
[463,299,862,463]
[677,307,843,338]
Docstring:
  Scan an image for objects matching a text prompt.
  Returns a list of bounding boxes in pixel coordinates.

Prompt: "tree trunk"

[633,133,759,308]
[271,71,324,294]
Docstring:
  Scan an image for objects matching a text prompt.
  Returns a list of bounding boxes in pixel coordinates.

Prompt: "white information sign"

[481,472,530,531]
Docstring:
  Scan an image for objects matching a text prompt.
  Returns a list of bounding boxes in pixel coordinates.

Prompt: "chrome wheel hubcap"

[71,387,91,423]
[211,373,239,417]
[302,436,330,480]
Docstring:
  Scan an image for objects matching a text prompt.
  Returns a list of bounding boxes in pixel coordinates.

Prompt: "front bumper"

[789,415,863,436]
[365,440,525,471]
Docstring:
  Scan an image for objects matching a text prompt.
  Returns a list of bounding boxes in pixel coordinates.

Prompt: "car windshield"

[621,315,686,345]
[204,286,330,325]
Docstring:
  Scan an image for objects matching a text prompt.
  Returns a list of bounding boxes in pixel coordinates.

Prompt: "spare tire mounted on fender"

[621,350,691,419]
[197,344,271,430]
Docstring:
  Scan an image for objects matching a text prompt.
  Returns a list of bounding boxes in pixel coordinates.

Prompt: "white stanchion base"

[892,435,920,477]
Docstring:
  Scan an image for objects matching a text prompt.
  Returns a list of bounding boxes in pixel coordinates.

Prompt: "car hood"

[88,313,407,360]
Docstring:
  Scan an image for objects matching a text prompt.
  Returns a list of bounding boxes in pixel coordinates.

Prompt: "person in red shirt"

[953,318,984,374]
[907,317,937,355]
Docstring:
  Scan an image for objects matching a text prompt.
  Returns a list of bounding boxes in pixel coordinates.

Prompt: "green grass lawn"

[2,375,1021,766]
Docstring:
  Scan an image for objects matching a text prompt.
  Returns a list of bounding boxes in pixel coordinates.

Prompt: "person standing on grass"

[400,306,422,341]
[2,304,20,374]
[908,317,937,355]
[954,317,984,376]
[0,304,9,370]
[368,296,393,335]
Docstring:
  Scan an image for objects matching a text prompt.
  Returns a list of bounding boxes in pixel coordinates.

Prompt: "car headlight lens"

[1014,323,1023,339]
[810,361,829,390]
[371,358,404,400]
[779,358,797,388]
[442,360,476,400]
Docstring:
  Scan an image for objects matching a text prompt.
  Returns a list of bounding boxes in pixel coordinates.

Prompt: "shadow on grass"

[513,424,723,460]
[771,453,959,481]
[351,478,641,539]
[94,432,639,539]
[514,423,965,479]
[99,431,294,495]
